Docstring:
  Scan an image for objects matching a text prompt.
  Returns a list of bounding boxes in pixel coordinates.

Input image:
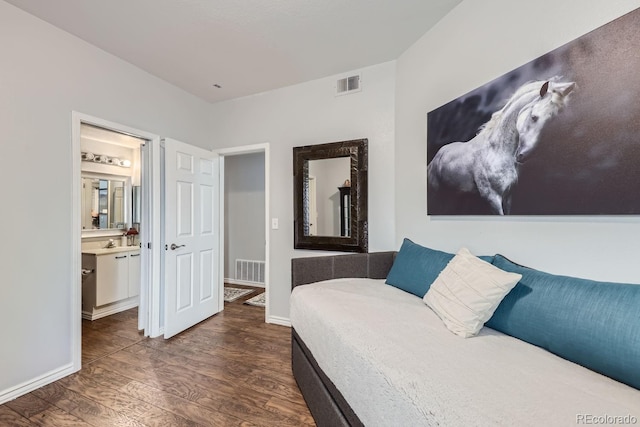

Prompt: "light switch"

[271,218,279,229]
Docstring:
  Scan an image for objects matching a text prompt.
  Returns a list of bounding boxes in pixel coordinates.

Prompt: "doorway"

[77,122,145,363]
[72,112,161,371]
[72,113,251,371]
[217,144,270,322]
[222,151,266,312]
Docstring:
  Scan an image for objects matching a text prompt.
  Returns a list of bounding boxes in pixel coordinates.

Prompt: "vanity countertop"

[82,246,140,256]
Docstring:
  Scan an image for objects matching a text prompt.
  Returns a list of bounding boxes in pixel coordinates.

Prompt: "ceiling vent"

[336,74,361,96]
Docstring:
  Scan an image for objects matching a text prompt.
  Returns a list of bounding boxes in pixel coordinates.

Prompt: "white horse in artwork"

[427,78,576,215]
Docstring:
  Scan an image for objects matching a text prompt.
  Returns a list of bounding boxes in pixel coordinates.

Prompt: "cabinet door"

[96,253,129,306]
[128,251,141,298]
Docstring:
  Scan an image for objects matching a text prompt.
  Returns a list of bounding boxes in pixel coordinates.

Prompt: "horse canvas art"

[426,7,640,215]
[428,79,575,215]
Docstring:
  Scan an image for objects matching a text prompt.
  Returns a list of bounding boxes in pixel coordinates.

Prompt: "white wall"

[209,62,397,320]
[395,0,640,283]
[0,1,212,400]
[224,152,266,279]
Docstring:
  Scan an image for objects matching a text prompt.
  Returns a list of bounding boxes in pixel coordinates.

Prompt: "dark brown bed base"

[291,252,396,427]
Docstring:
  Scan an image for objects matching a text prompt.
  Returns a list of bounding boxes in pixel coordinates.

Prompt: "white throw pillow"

[423,247,522,338]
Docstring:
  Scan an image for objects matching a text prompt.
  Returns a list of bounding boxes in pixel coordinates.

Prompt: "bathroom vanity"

[82,246,140,320]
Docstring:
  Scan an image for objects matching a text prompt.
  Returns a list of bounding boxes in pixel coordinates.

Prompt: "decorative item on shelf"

[125,227,139,246]
[343,179,351,187]
[81,151,131,168]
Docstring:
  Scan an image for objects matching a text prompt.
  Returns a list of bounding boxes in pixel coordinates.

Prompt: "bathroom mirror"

[81,174,130,234]
[293,138,368,252]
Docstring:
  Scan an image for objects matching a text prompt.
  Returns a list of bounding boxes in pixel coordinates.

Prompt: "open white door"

[163,138,220,339]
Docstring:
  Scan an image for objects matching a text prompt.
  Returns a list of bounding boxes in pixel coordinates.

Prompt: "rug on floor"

[224,287,253,302]
[244,292,265,307]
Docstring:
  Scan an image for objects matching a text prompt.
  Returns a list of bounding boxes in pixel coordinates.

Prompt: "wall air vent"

[336,74,361,96]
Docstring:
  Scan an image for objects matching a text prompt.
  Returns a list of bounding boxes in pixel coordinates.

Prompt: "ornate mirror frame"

[293,138,368,252]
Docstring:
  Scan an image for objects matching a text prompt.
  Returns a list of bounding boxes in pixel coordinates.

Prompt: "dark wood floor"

[0,286,315,426]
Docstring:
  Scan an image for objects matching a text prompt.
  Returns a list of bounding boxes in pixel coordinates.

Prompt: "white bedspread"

[290,278,640,427]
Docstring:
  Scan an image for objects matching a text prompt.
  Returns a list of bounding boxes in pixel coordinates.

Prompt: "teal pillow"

[385,239,454,297]
[488,254,640,391]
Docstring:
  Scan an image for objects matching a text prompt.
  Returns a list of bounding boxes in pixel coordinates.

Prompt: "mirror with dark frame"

[293,138,368,252]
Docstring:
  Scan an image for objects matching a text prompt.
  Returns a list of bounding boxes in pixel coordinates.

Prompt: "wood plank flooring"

[1,286,315,426]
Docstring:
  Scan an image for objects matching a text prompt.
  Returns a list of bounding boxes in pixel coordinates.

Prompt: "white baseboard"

[224,278,265,288]
[82,297,139,321]
[267,315,291,327]
[0,363,76,405]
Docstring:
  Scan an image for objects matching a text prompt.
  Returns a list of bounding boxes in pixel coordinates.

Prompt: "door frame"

[71,112,162,371]
[215,143,270,322]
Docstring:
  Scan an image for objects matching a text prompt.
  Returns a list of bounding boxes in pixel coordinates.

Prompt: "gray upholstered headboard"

[291,251,397,289]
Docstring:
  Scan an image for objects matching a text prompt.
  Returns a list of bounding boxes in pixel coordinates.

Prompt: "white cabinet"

[128,251,141,298]
[96,252,130,306]
[82,247,141,320]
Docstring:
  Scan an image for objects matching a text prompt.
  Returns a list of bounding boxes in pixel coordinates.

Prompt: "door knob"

[170,243,185,250]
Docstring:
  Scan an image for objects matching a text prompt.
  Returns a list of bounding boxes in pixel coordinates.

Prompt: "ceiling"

[6,0,461,103]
